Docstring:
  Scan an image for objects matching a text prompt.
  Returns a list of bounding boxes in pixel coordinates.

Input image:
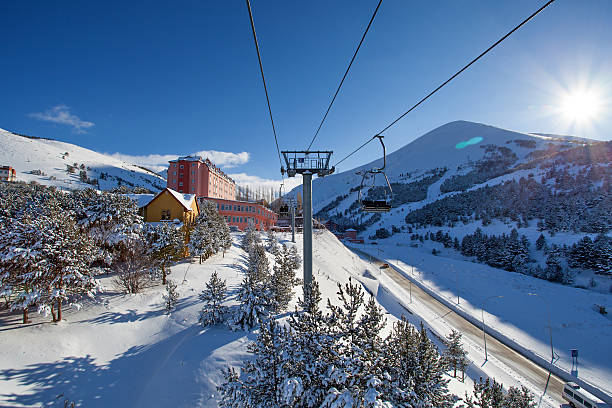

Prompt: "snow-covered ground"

[0,128,165,192]
[4,229,603,407]
[350,239,612,399]
[0,231,476,407]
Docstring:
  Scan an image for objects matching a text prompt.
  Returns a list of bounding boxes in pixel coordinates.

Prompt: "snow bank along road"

[349,247,568,407]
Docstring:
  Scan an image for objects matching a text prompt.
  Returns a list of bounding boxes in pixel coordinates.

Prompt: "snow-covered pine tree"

[284,280,333,407]
[189,211,215,263]
[241,225,260,252]
[545,246,573,284]
[219,319,291,407]
[163,280,179,314]
[443,329,468,380]
[383,318,454,407]
[150,221,185,284]
[199,271,228,326]
[266,229,279,254]
[270,244,301,312]
[504,385,536,408]
[463,377,505,408]
[71,189,145,265]
[37,207,102,322]
[0,212,48,323]
[230,243,272,330]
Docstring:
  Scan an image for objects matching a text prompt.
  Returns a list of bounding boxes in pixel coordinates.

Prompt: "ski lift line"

[376,0,555,135]
[333,0,556,168]
[245,0,284,173]
[305,0,384,152]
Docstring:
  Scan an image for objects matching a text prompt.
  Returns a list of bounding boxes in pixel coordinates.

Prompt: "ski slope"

[0,128,166,192]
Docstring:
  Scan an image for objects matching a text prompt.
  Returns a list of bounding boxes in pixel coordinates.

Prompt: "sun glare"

[559,89,602,123]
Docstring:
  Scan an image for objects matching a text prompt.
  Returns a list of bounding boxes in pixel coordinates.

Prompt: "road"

[350,248,566,407]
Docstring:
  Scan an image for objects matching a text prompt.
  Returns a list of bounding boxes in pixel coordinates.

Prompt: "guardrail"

[347,244,612,406]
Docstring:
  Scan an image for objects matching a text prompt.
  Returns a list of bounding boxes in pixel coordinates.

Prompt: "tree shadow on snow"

[0,325,252,407]
[83,297,199,325]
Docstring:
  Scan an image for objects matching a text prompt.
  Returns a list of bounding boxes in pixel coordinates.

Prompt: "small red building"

[199,197,277,231]
[343,229,357,240]
[0,166,16,182]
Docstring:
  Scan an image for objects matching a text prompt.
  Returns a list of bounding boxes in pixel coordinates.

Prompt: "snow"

[0,230,475,407]
[3,228,608,406]
[165,188,197,211]
[350,240,612,400]
[0,128,165,192]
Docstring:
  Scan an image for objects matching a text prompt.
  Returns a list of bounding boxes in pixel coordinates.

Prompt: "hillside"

[0,128,166,192]
[289,120,611,286]
[291,121,609,237]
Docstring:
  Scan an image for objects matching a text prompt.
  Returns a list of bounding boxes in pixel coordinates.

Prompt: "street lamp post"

[482,295,504,362]
[528,293,555,367]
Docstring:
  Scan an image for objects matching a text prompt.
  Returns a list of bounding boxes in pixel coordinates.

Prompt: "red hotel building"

[199,197,277,231]
[167,156,236,200]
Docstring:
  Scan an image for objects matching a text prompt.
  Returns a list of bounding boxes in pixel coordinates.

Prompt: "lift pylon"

[281,151,334,291]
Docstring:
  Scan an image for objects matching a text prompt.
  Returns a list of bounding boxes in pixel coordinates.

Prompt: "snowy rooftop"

[165,188,197,211]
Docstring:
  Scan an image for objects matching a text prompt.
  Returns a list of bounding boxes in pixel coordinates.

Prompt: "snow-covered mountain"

[288,120,610,238]
[0,128,166,192]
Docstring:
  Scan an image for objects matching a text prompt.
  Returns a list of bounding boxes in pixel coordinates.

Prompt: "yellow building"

[142,188,199,225]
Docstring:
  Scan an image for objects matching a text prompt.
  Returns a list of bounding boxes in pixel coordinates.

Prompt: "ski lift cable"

[333,0,556,168]
[305,0,383,152]
[245,0,285,185]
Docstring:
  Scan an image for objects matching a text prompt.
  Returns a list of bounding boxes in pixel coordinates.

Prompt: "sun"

[559,89,603,123]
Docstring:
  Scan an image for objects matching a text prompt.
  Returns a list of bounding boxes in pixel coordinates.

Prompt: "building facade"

[199,197,277,231]
[167,156,236,200]
[142,188,199,225]
[0,166,16,182]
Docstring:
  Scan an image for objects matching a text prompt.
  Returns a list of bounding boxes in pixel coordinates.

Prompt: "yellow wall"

[143,190,199,224]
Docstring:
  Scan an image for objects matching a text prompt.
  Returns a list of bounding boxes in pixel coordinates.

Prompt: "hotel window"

[173,171,176,175]
[192,187,195,192]
[179,182,183,186]
[161,209,171,220]
[180,165,184,169]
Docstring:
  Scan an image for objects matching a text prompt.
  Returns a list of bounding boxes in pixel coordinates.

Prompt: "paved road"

[351,248,566,407]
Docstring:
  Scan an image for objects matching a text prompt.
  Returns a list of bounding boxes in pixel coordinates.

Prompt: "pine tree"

[241,225,260,252]
[199,271,227,326]
[463,377,505,408]
[266,229,279,254]
[163,280,179,314]
[150,222,185,284]
[504,385,536,408]
[284,280,332,407]
[230,243,272,330]
[270,244,301,312]
[443,330,469,380]
[37,207,101,322]
[536,233,547,251]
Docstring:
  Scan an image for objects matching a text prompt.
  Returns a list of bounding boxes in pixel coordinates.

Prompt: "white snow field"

[0,128,165,192]
[0,230,576,407]
[350,240,612,402]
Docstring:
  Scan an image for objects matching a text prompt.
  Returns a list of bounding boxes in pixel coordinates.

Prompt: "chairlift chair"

[357,135,393,213]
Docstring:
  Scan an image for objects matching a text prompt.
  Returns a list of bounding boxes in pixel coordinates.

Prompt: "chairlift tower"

[281,151,334,291]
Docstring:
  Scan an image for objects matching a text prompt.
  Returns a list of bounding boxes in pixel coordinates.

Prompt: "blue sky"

[1,1,610,188]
